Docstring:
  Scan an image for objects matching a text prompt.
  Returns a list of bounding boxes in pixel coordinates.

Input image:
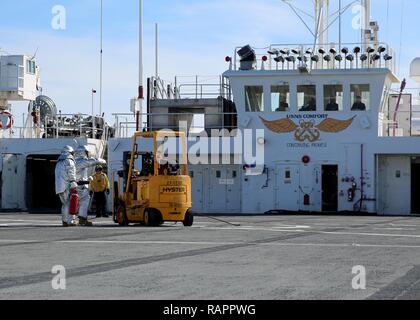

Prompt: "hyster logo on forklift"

[160,186,187,193]
[112,131,194,227]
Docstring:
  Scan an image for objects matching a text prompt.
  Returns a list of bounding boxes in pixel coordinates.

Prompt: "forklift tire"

[183,210,194,227]
[144,209,159,227]
[117,205,129,226]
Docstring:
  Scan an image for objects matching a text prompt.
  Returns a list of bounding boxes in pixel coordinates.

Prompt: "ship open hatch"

[322,165,338,212]
[26,155,61,213]
[411,160,420,214]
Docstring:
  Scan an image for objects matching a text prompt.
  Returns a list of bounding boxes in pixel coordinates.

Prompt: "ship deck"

[0,213,420,300]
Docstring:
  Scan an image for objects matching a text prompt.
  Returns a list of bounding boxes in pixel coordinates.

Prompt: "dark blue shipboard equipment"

[237,45,256,70]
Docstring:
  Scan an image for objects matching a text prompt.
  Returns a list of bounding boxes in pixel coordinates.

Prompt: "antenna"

[155,23,159,79]
[281,0,359,48]
[138,0,144,102]
[30,47,39,60]
[99,0,103,116]
[339,0,342,52]
[137,0,144,131]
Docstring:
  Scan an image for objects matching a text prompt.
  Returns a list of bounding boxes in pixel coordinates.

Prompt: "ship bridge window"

[245,86,264,112]
[324,85,343,111]
[298,85,316,112]
[271,85,290,112]
[26,60,36,75]
[351,84,370,111]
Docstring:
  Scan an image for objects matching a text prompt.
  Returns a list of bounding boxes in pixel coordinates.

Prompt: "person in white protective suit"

[55,145,78,227]
[75,145,107,226]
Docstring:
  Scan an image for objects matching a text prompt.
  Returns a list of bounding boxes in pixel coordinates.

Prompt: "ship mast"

[314,0,329,47]
[137,0,144,131]
[99,0,103,116]
[361,0,372,48]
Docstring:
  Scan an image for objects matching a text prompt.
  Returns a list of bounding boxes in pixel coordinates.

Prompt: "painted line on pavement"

[0,219,61,224]
[2,238,420,250]
[193,225,420,239]
[0,223,59,227]
[0,240,37,243]
[59,240,237,245]
[53,241,420,249]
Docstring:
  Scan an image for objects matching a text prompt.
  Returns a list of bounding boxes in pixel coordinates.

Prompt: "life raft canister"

[69,188,79,216]
[0,111,14,129]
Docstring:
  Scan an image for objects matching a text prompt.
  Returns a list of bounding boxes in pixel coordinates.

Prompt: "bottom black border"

[2,300,419,319]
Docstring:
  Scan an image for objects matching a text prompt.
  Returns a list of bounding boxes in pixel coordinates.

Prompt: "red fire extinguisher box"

[69,189,79,216]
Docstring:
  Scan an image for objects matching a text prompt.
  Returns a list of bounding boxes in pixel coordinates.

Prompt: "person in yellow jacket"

[90,165,110,218]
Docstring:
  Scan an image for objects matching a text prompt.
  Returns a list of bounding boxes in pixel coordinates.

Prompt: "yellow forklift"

[112,131,194,227]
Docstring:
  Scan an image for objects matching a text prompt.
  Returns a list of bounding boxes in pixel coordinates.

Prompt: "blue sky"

[1,0,419,122]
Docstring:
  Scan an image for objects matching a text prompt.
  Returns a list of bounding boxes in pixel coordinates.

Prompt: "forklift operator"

[140,152,154,177]
[158,161,180,176]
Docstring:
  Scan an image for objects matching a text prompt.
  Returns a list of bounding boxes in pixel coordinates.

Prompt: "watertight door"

[378,156,411,215]
[226,167,241,212]
[321,165,338,212]
[190,167,204,212]
[209,167,227,212]
[276,165,300,211]
[1,154,25,210]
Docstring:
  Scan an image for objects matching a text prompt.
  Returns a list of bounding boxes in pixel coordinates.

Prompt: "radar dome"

[410,58,420,83]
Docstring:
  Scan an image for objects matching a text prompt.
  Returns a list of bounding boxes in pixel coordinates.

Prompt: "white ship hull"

[0,138,105,212]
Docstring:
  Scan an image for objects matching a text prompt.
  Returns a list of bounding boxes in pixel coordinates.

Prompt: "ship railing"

[404,88,420,107]
[3,113,109,140]
[150,76,177,100]
[4,124,106,140]
[112,112,237,139]
[150,75,232,101]
[380,110,420,137]
[232,42,396,74]
[379,87,420,137]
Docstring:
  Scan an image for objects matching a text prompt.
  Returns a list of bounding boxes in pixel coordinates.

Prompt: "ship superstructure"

[108,0,420,216]
[0,53,111,212]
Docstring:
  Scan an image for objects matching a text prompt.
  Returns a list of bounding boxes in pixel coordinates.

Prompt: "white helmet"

[75,145,89,157]
[62,145,75,155]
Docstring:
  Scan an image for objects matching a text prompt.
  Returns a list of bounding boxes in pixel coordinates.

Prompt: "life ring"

[0,111,14,129]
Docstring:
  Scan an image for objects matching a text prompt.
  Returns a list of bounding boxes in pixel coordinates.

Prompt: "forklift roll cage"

[125,131,188,196]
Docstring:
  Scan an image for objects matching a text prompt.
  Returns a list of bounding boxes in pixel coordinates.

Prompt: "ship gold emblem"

[260,116,356,142]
